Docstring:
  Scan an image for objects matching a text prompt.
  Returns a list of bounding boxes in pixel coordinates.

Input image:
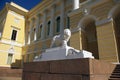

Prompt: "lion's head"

[63,29,71,41]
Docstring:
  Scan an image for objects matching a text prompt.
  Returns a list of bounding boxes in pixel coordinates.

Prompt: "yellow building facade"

[23,0,120,63]
[0,2,28,68]
[1,0,120,68]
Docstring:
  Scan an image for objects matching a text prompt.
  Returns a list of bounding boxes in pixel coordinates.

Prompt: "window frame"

[7,53,13,65]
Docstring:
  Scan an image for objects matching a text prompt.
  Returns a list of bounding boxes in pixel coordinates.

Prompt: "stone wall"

[22,58,116,80]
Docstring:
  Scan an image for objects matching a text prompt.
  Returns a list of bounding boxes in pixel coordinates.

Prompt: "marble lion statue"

[50,29,71,48]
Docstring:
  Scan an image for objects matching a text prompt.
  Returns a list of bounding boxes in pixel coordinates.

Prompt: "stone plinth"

[34,47,94,61]
[0,67,22,78]
[22,58,116,80]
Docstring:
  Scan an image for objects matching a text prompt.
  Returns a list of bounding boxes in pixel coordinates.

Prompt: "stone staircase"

[0,67,22,80]
[109,64,120,80]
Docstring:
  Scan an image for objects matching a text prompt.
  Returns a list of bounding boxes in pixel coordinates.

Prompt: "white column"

[34,29,37,41]
[50,5,55,37]
[60,0,64,34]
[73,0,79,10]
[41,11,47,39]
[34,15,40,41]
[27,31,30,44]
[28,20,32,44]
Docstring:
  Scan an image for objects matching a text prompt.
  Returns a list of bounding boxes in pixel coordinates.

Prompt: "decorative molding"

[26,50,42,54]
[68,8,83,17]
[71,27,85,33]
[96,18,112,26]
[0,50,21,54]
[8,11,25,19]
[0,39,23,47]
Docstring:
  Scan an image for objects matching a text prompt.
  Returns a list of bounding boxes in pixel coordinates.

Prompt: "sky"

[0,0,42,10]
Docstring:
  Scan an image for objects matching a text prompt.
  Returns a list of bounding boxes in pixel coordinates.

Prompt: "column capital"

[35,13,42,19]
[28,17,35,23]
[51,4,56,8]
[28,18,32,22]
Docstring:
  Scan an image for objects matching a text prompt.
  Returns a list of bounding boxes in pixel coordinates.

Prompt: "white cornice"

[0,39,23,47]
[8,11,25,19]
[10,2,28,12]
[0,49,21,54]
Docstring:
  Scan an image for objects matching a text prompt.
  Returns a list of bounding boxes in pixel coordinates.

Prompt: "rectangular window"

[11,29,17,40]
[7,54,13,64]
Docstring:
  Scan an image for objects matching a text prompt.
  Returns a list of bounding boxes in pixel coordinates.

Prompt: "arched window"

[47,21,51,36]
[56,17,60,33]
[37,24,42,39]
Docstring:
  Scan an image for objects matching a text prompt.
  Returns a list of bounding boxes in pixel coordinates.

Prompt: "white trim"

[96,18,112,26]
[71,27,85,33]
[33,27,36,41]
[26,50,41,54]
[6,53,14,65]
[0,39,23,47]
[0,49,21,54]
[8,11,25,19]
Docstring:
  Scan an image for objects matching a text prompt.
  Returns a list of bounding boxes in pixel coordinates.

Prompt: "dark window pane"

[67,17,70,28]
[47,21,51,36]
[56,17,60,33]
[11,30,17,40]
[40,25,42,38]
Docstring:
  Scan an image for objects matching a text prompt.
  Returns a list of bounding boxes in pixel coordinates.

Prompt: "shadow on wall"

[11,59,22,69]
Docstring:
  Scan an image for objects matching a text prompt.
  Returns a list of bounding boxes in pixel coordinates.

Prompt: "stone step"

[115,66,120,69]
[109,64,120,80]
[109,78,120,80]
[111,73,120,75]
[113,68,120,70]
[113,70,120,73]
[0,77,21,80]
[110,75,120,78]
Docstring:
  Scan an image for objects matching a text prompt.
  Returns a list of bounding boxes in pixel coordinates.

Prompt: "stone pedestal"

[34,47,94,61]
[22,58,116,80]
